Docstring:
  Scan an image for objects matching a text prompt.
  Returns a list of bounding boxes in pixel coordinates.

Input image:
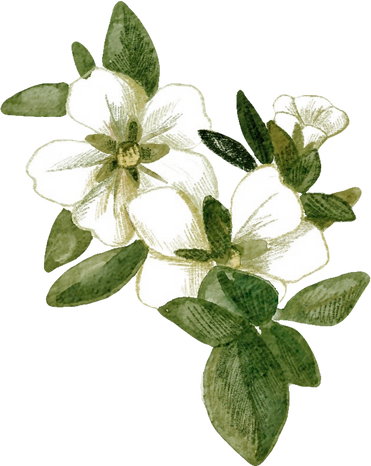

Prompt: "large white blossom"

[274,95,349,149]
[27,68,217,246]
[128,165,329,308]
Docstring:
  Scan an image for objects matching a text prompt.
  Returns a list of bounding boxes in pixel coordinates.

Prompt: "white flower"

[27,68,217,246]
[274,94,349,149]
[128,165,329,308]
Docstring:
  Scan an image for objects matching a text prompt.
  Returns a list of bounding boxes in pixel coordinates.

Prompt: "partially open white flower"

[27,68,216,246]
[128,165,329,308]
[274,95,349,149]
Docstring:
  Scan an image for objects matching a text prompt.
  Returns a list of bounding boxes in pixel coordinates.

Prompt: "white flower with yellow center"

[274,95,349,149]
[27,68,217,246]
[128,165,329,308]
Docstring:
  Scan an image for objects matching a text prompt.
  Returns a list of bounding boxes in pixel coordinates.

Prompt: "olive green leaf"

[267,120,299,178]
[85,134,117,155]
[103,1,160,98]
[261,322,321,387]
[203,326,289,465]
[198,266,278,326]
[275,272,370,326]
[71,42,96,78]
[301,193,356,222]
[1,83,69,117]
[292,123,304,155]
[44,209,92,273]
[198,130,257,172]
[236,90,274,164]
[175,249,212,262]
[158,298,247,347]
[203,196,232,259]
[284,148,321,193]
[140,144,170,163]
[47,240,148,307]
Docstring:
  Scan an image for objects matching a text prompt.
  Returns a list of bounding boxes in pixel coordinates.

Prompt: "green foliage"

[301,193,356,222]
[71,42,96,78]
[236,91,274,164]
[275,272,370,326]
[203,196,232,259]
[175,249,212,262]
[44,209,92,272]
[284,149,321,193]
[140,144,170,163]
[203,326,289,465]
[47,240,148,307]
[85,134,117,155]
[1,83,69,117]
[103,1,160,98]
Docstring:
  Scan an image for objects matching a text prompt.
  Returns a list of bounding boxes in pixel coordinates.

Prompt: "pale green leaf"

[275,272,370,326]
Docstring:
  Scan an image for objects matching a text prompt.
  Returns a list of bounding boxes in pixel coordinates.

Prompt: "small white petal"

[140,84,211,150]
[246,220,329,283]
[301,126,327,149]
[27,140,107,206]
[231,166,302,242]
[311,106,349,137]
[273,94,297,115]
[294,96,333,126]
[143,150,218,211]
[128,187,209,257]
[136,253,213,308]
[67,68,147,137]
[72,172,135,247]
[274,112,301,137]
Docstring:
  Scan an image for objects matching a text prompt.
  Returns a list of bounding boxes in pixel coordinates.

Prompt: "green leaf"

[301,193,356,222]
[44,209,92,273]
[85,134,117,155]
[203,326,289,465]
[158,298,247,347]
[103,1,160,98]
[198,266,278,326]
[267,120,299,177]
[71,42,96,78]
[47,240,148,307]
[284,148,321,193]
[174,249,212,262]
[203,196,232,258]
[292,123,304,155]
[198,130,257,172]
[261,322,321,387]
[236,90,274,164]
[1,83,69,117]
[275,272,370,326]
[140,144,170,163]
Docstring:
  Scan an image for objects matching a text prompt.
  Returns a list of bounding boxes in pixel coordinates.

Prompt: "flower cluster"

[24,66,341,309]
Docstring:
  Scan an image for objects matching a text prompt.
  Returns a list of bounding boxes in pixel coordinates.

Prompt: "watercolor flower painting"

[1,1,370,466]
[27,67,215,246]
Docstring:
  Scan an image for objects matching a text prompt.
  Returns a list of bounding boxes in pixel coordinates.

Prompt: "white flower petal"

[274,112,300,136]
[231,166,302,242]
[139,84,211,150]
[301,126,327,149]
[67,68,147,137]
[128,187,209,257]
[311,106,349,137]
[294,96,333,126]
[273,94,297,115]
[72,172,135,247]
[142,150,218,211]
[246,220,329,283]
[27,140,106,206]
[136,253,213,308]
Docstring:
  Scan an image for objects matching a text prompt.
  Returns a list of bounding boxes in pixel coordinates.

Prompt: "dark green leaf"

[198,130,257,172]
[44,209,92,273]
[237,90,274,164]
[284,149,321,193]
[198,266,278,326]
[203,326,289,465]
[1,83,69,117]
[203,196,232,258]
[71,42,96,78]
[103,1,160,98]
[158,298,247,346]
[301,193,356,222]
[275,272,370,326]
[47,240,148,307]
[175,249,212,262]
[261,322,320,387]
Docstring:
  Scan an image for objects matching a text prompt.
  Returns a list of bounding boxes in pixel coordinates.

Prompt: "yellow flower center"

[117,144,141,168]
